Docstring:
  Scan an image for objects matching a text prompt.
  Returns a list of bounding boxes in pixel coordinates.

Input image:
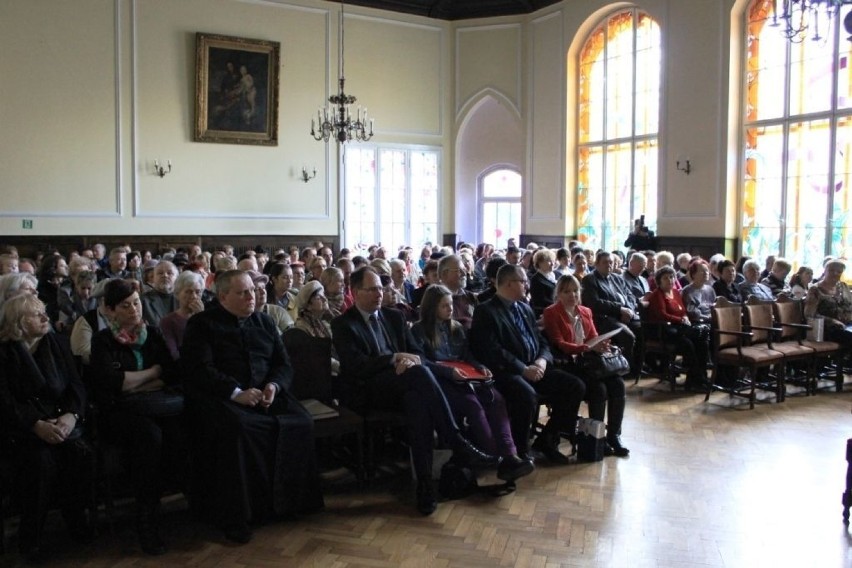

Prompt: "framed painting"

[195,33,280,145]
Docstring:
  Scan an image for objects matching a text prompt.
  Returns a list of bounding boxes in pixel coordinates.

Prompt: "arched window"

[742,1,852,268]
[576,9,660,252]
[479,168,521,250]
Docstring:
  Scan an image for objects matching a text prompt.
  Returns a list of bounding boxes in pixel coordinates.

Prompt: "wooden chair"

[744,297,813,402]
[283,327,365,483]
[707,297,786,409]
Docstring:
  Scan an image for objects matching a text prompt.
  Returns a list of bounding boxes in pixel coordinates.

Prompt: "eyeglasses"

[359,286,384,294]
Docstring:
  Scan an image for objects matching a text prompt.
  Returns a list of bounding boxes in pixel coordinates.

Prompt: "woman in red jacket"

[543,275,629,457]
[646,266,711,391]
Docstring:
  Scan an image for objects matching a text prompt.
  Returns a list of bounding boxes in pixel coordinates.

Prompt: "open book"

[585,327,622,349]
[300,398,340,420]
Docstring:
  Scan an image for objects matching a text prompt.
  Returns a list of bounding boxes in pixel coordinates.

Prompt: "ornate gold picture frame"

[194,33,280,146]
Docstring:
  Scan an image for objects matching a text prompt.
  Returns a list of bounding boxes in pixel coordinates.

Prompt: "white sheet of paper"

[585,327,622,349]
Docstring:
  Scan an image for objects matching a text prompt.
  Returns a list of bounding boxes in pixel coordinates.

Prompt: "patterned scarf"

[110,321,148,370]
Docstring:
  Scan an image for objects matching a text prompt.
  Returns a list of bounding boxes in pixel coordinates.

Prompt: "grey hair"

[742,259,762,274]
[174,270,204,296]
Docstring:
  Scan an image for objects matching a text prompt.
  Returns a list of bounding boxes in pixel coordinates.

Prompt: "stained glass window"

[742,1,852,269]
[577,9,660,252]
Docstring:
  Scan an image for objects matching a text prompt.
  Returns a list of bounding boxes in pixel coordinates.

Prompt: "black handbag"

[117,388,184,417]
[580,346,630,379]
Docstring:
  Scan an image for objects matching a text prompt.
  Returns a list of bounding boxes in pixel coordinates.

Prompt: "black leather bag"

[580,347,630,379]
[117,388,184,417]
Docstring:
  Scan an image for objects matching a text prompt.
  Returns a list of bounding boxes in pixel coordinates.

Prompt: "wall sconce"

[676,159,691,175]
[153,160,172,178]
[300,167,317,183]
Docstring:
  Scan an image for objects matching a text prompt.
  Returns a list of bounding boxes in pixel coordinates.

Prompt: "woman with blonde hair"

[0,295,92,560]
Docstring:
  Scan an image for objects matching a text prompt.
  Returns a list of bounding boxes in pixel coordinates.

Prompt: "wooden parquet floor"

[4,379,852,567]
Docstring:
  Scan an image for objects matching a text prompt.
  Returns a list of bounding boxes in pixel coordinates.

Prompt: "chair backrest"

[282,327,333,402]
[773,297,805,341]
[713,302,743,349]
[743,298,775,345]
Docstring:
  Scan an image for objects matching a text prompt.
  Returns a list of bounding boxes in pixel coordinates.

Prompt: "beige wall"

[0,0,740,244]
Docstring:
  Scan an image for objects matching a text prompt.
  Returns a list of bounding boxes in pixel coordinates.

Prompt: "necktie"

[511,302,536,363]
[369,313,391,355]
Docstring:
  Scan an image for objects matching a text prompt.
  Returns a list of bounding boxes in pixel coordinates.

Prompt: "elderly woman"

[412,285,533,482]
[712,259,742,303]
[571,253,588,281]
[0,295,92,560]
[805,259,852,348]
[646,266,711,391]
[542,275,629,457]
[250,270,293,334]
[649,251,681,291]
[0,272,38,309]
[320,266,349,317]
[294,280,340,374]
[57,270,98,333]
[308,257,327,282]
[159,270,205,361]
[89,279,185,555]
[529,248,557,317]
[681,260,716,324]
[738,259,775,301]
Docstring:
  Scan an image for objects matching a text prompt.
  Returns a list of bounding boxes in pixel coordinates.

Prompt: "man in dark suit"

[331,267,494,516]
[469,264,586,464]
[621,252,650,301]
[582,251,642,376]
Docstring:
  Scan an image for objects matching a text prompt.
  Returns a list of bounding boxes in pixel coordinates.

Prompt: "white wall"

[1,0,741,244]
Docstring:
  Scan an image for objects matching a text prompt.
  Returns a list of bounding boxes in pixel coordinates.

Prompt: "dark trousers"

[595,317,643,376]
[14,439,93,551]
[105,411,186,509]
[664,324,710,381]
[368,365,458,479]
[493,367,586,454]
[583,375,627,437]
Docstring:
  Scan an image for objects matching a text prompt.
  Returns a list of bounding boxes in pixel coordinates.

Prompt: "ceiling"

[339,0,562,20]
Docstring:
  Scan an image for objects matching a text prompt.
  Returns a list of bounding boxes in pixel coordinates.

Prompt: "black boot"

[451,432,498,468]
[530,429,570,465]
[416,476,437,515]
[605,397,629,457]
[136,504,166,556]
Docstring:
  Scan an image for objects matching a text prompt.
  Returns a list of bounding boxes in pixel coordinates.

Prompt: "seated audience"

[308,257,327,282]
[804,259,852,349]
[291,261,306,292]
[478,256,507,304]
[438,254,478,329]
[411,259,439,309]
[571,253,588,281]
[621,252,650,301]
[0,253,19,275]
[0,295,92,561]
[320,266,350,317]
[529,248,557,317]
[738,259,775,301]
[36,254,69,323]
[57,271,98,333]
[0,272,38,313]
[96,248,128,281]
[646,266,711,391]
[160,270,205,361]
[332,267,494,515]
[249,270,293,334]
[761,257,792,297]
[542,275,630,457]
[294,280,339,375]
[69,279,111,365]
[789,265,813,300]
[712,259,742,303]
[267,262,299,322]
[89,279,186,555]
[389,259,415,305]
[181,270,323,543]
[142,261,178,327]
[680,260,716,324]
[471,265,586,465]
[412,284,534,482]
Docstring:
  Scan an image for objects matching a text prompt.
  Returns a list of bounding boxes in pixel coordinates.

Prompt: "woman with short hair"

[529,248,557,317]
[681,260,717,324]
[805,260,852,349]
[159,270,206,361]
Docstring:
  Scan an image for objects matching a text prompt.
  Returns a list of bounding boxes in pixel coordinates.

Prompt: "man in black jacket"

[181,270,323,544]
[331,267,493,515]
[470,265,585,465]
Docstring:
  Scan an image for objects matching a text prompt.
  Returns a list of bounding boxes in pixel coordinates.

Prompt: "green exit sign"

[22,219,33,229]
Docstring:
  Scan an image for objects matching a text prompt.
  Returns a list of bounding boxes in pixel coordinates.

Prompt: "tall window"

[343,146,439,252]
[479,168,522,249]
[576,9,660,252]
[742,1,852,269]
